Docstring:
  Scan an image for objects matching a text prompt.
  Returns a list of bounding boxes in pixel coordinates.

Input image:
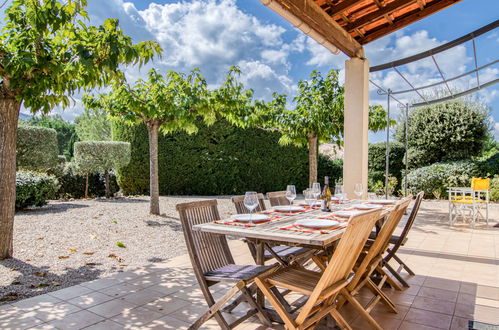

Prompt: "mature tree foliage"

[247,70,392,186]
[75,108,112,141]
[0,0,160,259]
[395,99,490,168]
[73,141,130,198]
[20,114,76,158]
[16,126,59,171]
[84,69,214,214]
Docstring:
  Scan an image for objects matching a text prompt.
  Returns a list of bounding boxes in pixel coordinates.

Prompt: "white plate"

[273,205,306,213]
[368,199,396,205]
[232,214,270,223]
[298,201,321,206]
[333,210,364,218]
[352,204,383,210]
[295,219,340,229]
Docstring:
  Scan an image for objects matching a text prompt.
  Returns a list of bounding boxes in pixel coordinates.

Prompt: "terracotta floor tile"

[399,320,443,330]
[450,316,469,330]
[418,286,458,302]
[423,277,460,292]
[404,308,453,329]
[412,296,456,315]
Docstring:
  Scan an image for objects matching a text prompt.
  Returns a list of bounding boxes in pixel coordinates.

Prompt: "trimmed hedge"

[16,171,59,210]
[17,126,59,171]
[112,120,342,195]
[404,160,482,198]
[73,141,131,174]
[368,142,405,192]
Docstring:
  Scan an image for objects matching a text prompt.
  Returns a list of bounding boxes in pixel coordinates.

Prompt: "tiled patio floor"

[1,201,498,329]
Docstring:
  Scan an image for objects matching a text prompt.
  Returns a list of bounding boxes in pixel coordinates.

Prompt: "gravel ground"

[0,196,235,305]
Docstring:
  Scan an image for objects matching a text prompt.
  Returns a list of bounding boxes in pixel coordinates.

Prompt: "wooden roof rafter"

[261,0,463,58]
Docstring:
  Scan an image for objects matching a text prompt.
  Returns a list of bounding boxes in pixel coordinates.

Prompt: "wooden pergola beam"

[358,0,462,44]
[344,0,416,32]
[273,0,364,57]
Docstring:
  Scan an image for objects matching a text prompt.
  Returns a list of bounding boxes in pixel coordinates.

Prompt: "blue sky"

[14,0,499,140]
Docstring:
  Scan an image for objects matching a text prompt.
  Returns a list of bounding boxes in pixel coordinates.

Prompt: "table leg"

[255,240,265,308]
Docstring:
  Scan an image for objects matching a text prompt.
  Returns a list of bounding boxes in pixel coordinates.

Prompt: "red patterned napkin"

[279,223,345,234]
[214,215,283,228]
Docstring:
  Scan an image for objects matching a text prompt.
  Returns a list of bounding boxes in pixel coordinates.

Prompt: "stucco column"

[343,57,369,199]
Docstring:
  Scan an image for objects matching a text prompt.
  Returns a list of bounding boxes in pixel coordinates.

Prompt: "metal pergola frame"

[368,20,499,198]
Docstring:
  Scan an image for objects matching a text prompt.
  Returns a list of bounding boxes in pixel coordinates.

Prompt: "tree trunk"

[147,122,160,215]
[104,169,110,198]
[85,174,89,199]
[308,133,318,187]
[0,98,20,259]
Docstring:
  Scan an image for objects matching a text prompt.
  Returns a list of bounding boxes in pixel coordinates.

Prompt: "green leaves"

[115,241,126,248]
[0,0,161,112]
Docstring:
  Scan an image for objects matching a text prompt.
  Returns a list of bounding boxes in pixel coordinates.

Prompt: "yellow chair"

[449,178,490,226]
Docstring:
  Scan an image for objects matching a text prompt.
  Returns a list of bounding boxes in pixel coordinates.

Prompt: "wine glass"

[285,185,296,211]
[334,185,344,201]
[244,191,259,224]
[312,182,321,204]
[303,189,315,208]
[354,183,363,200]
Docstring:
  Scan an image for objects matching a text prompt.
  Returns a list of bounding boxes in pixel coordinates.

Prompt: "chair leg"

[377,266,402,291]
[392,253,415,276]
[366,278,397,314]
[384,262,410,287]
[339,288,382,330]
[190,285,240,330]
[240,286,272,326]
[329,309,353,330]
[255,278,297,330]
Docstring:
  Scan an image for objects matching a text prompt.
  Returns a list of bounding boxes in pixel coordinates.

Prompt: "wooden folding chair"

[254,209,383,330]
[176,200,277,329]
[382,191,424,287]
[267,191,291,206]
[337,197,412,329]
[231,194,313,267]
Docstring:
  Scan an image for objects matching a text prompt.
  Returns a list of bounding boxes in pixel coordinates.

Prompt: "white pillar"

[343,57,369,199]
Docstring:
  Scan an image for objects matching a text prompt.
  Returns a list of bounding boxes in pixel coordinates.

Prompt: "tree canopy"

[395,99,490,168]
[75,108,112,141]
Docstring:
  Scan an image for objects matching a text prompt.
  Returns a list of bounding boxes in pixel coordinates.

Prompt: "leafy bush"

[16,171,59,210]
[395,100,490,168]
[17,126,59,171]
[112,120,341,195]
[20,114,77,158]
[74,141,131,173]
[490,175,499,202]
[481,152,499,176]
[404,160,482,198]
[50,162,119,199]
[368,142,405,193]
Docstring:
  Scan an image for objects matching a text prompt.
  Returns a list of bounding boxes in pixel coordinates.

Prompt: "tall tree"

[84,68,214,215]
[255,70,392,186]
[0,0,160,259]
[75,108,112,141]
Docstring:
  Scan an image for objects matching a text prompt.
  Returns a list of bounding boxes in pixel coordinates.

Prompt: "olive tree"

[75,108,112,141]
[73,141,131,198]
[0,0,160,258]
[16,126,59,171]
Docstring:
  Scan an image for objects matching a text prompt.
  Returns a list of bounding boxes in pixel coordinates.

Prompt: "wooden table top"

[193,202,385,248]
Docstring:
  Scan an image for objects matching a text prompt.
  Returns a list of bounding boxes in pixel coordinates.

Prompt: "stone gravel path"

[0,196,235,305]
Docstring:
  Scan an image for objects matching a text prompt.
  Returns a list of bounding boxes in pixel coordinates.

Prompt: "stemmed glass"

[334,185,344,202]
[303,189,315,208]
[354,183,364,200]
[244,191,259,225]
[312,182,321,205]
[285,185,296,211]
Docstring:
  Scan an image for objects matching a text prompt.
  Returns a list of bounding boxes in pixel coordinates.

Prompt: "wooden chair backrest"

[396,191,423,247]
[231,194,267,214]
[349,197,411,289]
[176,200,235,276]
[298,209,382,318]
[267,191,290,206]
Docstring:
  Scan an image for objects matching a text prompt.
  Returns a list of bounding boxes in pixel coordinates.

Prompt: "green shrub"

[404,160,482,198]
[112,120,341,195]
[481,152,499,176]
[50,162,119,199]
[395,100,489,168]
[490,175,499,202]
[17,126,59,171]
[368,142,405,193]
[16,171,59,210]
[73,141,131,174]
